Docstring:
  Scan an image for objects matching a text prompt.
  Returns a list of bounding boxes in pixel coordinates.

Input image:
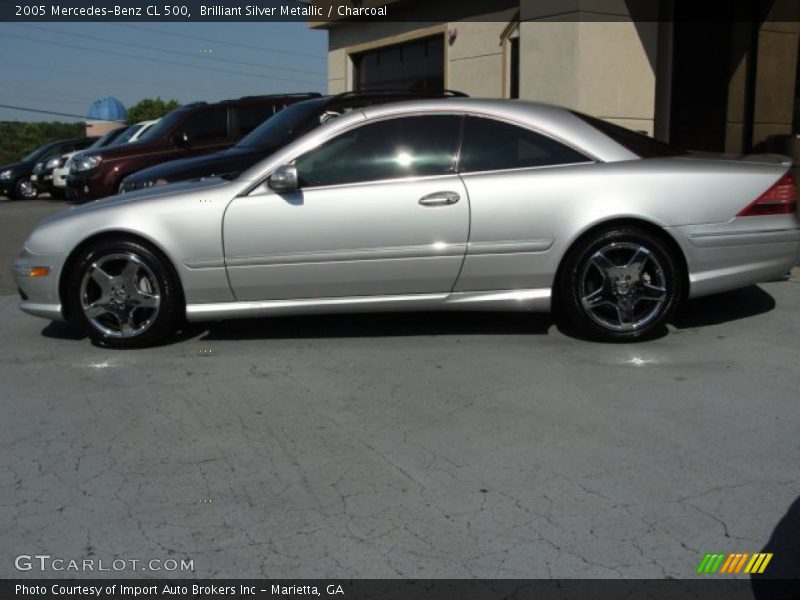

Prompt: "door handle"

[419,191,460,206]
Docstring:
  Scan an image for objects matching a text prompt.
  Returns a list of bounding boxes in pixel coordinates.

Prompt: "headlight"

[74,155,102,172]
[45,156,64,169]
[0,169,12,180]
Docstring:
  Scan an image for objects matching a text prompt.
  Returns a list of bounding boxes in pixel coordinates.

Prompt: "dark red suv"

[66,93,320,201]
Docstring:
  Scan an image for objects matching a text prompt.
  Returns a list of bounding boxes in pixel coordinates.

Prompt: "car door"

[223,114,468,301]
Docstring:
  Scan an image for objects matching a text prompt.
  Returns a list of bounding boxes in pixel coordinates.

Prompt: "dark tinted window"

[136,109,185,142]
[183,108,229,142]
[238,104,279,136]
[237,98,329,150]
[295,115,460,188]
[460,117,589,173]
[572,111,685,158]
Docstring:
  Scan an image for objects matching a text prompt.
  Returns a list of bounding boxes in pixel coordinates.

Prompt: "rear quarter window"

[459,116,590,173]
[572,111,685,158]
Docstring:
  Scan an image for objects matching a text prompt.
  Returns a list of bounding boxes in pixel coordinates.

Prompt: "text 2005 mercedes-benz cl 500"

[12,99,800,348]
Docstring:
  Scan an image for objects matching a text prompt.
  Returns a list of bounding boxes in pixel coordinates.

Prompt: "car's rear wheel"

[559,226,683,342]
[66,238,182,348]
[11,177,38,200]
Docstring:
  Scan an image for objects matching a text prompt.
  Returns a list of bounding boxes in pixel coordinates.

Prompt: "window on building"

[294,115,461,188]
[459,117,589,173]
[352,35,445,92]
[502,21,521,100]
[509,36,520,99]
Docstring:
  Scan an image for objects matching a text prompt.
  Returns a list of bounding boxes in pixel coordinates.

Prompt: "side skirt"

[185,289,552,322]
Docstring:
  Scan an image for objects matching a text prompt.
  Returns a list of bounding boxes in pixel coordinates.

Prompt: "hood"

[0,160,29,173]
[125,145,266,185]
[46,178,234,224]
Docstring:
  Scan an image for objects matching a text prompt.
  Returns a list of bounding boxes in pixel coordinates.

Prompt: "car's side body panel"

[11,99,800,329]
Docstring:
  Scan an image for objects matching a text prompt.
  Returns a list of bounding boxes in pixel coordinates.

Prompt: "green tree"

[127,97,181,123]
[0,121,85,165]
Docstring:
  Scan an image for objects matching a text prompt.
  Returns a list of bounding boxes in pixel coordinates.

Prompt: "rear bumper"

[670,221,800,298]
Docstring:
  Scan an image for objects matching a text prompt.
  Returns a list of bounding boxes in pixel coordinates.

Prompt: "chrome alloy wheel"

[17,178,37,199]
[578,242,668,332]
[79,253,161,338]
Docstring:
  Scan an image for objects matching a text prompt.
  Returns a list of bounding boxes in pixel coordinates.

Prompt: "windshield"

[136,110,186,143]
[22,143,56,162]
[572,111,686,158]
[89,127,126,149]
[114,124,144,144]
[236,98,329,150]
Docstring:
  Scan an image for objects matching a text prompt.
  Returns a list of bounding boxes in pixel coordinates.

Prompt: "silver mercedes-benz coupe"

[12,99,800,348]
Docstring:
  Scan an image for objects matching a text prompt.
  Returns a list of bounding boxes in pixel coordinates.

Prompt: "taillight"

[738,172,797,216]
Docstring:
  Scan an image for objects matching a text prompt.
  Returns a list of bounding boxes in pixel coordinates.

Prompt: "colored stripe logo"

[697,552,773,574]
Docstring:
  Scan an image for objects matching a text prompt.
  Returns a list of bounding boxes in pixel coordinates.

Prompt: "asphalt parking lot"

[1,197,799,579]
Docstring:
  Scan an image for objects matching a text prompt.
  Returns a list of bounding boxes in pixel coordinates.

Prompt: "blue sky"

[0,22,328,122]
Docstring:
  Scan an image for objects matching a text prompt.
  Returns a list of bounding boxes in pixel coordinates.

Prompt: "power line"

[2,60,242,98]
[0,92,90,108]
[19,23,326,77]
[0,103,88,120]
[0,29,325,87]
[0,82,96,104]
[110,23,324,61]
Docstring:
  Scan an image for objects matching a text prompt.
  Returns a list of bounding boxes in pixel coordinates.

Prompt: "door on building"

[352,34,445,91]
[669,20,735,152]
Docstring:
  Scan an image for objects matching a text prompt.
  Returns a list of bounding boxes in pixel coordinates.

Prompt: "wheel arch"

[553,217,690,306]
[59,230,186,321]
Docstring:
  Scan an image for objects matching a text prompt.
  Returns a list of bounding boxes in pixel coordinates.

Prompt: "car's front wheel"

[66,238,183,348]
[11,177,38,200]
[559,226,683,342]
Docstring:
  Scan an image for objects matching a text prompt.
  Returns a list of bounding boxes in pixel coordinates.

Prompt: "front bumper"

[11,249,67,321]
[65,172,107,201]
[52,166,69,188]
[32,171,55,192]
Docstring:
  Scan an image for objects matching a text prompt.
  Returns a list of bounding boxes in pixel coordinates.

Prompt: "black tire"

[10,177,38,200]
[65,238,183,348]
[558,226,683,342]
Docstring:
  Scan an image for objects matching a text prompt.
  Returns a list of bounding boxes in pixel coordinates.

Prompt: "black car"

[120,90,468,193]
[0,138,95,200]
[32,129,129,198]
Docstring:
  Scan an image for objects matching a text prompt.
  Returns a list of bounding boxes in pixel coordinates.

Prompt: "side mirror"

[171,131,191,148]
[267,164,298,192]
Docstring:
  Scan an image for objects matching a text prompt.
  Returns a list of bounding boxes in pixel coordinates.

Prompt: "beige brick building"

[313,0,800,154]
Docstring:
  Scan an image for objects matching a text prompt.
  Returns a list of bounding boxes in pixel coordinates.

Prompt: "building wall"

[519,17,659,134]
[85,121,125,137]
[325,5,660,135]
[752,19,800,149]
[320,0,799,152]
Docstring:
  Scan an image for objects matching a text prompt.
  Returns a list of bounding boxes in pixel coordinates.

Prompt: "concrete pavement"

[1,278,798,578]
